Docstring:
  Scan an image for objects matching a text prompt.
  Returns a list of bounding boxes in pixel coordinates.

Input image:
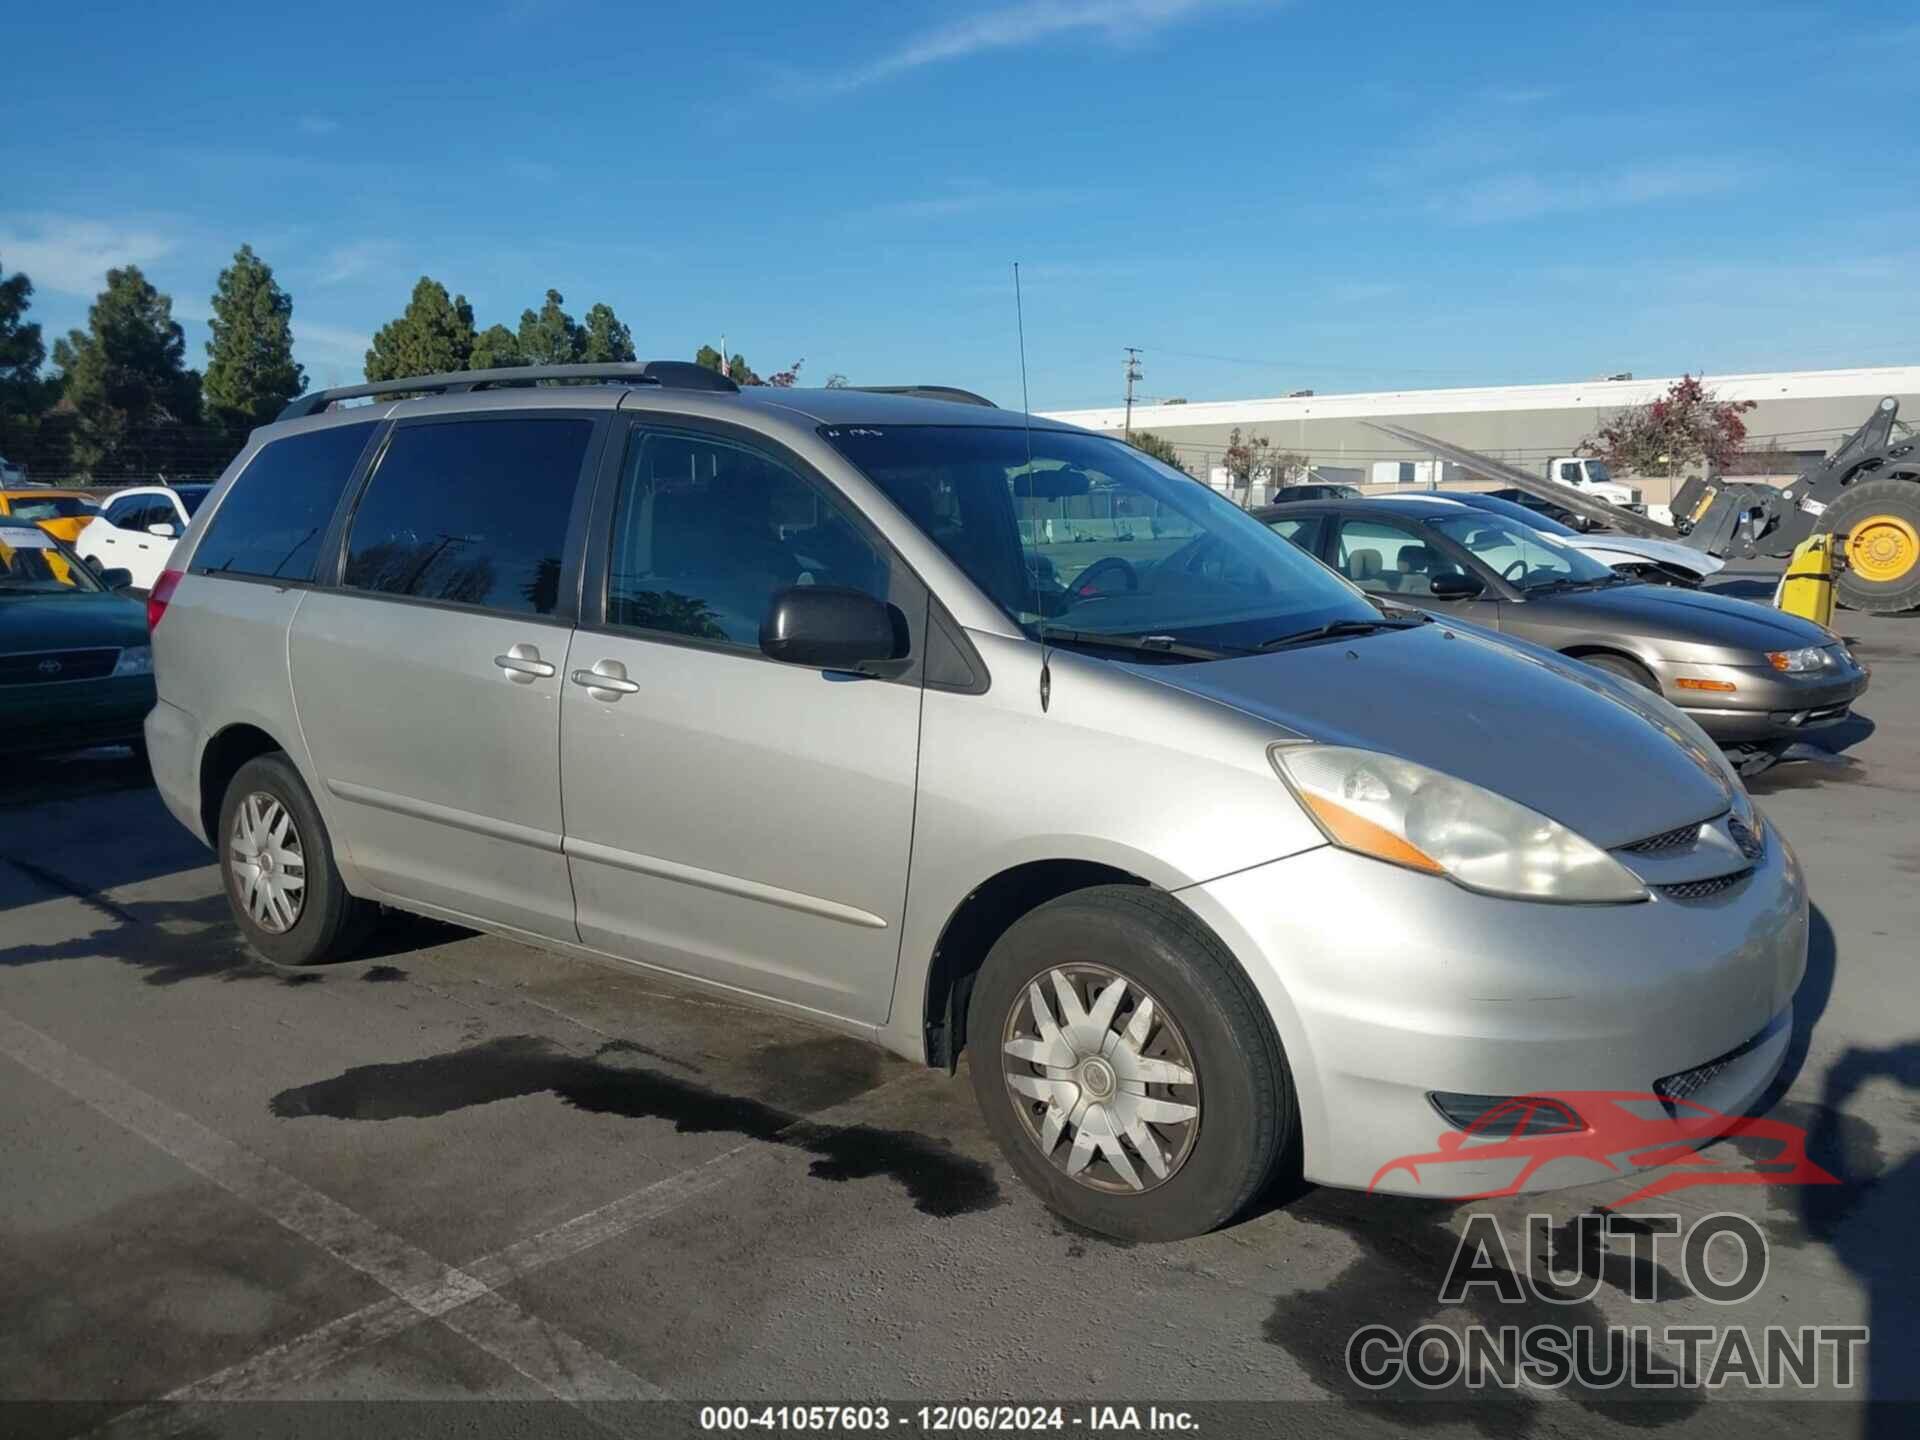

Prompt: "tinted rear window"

[342,418,591,616]
[194,423,377,581]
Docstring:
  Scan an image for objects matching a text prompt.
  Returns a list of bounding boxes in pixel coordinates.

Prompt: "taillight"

[147,568,184,630]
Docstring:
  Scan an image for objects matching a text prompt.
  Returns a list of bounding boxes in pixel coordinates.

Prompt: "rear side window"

[343,418,591,616]
[195,423,378,581]
[1266,515,1324,556]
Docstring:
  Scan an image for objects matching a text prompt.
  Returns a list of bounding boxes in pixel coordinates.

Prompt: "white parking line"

[0,1007,669,1429]
[21,997,930,1438]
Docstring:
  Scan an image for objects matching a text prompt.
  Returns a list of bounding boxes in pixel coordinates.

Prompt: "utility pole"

[1123,347,1143,439]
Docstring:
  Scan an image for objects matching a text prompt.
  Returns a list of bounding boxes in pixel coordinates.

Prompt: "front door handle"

[495,643,556,683]
[571,660,640,698]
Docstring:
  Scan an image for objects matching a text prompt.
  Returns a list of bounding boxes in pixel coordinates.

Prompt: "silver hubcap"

[1001,964,1201,1194]
[229,792,306,934]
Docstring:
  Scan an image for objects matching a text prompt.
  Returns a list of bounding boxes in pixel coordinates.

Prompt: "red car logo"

[1368,1091,1838,1206]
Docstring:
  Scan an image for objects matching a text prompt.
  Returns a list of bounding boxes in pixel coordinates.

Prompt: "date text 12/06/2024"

[698,1405,1200,1432]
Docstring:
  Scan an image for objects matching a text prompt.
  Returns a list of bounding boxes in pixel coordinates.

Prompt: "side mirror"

[147,522,177,538]
[1429,572,1486,599]
[83,554,104,572]
[98,567,135,591]
[760,586,909,674]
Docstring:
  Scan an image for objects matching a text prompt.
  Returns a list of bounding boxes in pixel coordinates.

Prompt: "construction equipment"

[1773,533,1839,628]
[1368,395,1920,613]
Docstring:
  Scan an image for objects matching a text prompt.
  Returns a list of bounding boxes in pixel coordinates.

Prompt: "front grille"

[1624,821,1704,855]
[1659,871,1752,901]
[0,648,119,686]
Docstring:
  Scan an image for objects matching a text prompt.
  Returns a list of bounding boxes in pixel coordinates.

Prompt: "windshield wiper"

[1041,628,1248,661]
[1256,616,1423,652]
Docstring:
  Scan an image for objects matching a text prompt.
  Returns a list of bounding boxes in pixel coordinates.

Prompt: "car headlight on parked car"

[1269,744,1648,904]
[1766,645,1839,673]
[111,645,153,677]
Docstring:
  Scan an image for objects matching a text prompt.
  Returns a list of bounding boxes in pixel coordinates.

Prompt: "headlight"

[111,645,153,677]
[1270,744,1648,903]
[1766,646,1833,673]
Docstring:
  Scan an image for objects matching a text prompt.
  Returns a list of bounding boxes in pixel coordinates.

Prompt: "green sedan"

[1,516,154,756]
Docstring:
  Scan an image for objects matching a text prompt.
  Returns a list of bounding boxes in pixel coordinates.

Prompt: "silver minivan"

[147,362,1807,1240]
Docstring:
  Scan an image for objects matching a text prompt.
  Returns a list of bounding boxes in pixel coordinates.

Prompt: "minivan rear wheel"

[218,754,374,966]
[967,885,1292,1241]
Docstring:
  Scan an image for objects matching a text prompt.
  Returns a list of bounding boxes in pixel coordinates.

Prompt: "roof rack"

[276,361,739,422]
[848,385,997,408]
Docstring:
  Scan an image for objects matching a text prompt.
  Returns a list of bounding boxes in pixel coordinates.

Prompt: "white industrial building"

[1042,365,1920,505]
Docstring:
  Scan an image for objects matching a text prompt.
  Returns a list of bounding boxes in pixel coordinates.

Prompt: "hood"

[0,591,150,653]
[1125,622,1732,850]
[1524,581,1831,652]
[1564,533,1726,576]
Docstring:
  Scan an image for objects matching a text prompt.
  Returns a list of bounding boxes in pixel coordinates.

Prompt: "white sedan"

[75,484,212,591]
[1428,492,1724,586]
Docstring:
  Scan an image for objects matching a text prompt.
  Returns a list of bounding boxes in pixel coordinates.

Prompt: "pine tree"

[470,324,526,371]
[580,303,635,363]
[203,244,305,437]
[364,277,477,381]
[517,289,584,366]
[1,257,53,453]
[52,266,202,476]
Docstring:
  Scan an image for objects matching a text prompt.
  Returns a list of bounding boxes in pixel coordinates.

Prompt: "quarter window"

[195,423,379,582]
[1266,515,1325,556]
[343,418,591,616]
[605,429,887,649]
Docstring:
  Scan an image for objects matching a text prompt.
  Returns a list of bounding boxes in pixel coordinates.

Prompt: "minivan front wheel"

[218,754,374,966]
[968,886,1292,1241]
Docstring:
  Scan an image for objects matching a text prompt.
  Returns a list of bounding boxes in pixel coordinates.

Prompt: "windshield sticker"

[1,528,53,549]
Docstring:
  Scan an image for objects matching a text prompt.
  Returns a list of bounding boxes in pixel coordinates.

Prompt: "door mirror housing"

[760,586,909,675]
[147,522,177,538]
[1429,572,1486,600]
[98,567,135,592]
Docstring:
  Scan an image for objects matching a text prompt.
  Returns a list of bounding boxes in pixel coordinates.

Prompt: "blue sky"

[8,1,1918,410]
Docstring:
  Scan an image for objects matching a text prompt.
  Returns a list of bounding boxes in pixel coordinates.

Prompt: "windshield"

[0,528,103,593]
[1585,462,1613,483]
[823,425,1376,653]
[1433,514,1615,590]
[177,485,212,516]
[6,496,100,520]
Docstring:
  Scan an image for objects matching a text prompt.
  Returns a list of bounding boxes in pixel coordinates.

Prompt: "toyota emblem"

[37,659,63,676]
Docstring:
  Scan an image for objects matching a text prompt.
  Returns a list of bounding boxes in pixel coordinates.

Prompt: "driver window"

[607,429,888,649]
[1333,518,1460,596]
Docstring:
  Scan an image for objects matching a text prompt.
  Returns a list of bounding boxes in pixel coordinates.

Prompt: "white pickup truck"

[1545,456,1643,511]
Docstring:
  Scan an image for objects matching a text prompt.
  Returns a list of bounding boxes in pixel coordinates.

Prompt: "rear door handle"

[495,643,556,683]
[571,661,640,697]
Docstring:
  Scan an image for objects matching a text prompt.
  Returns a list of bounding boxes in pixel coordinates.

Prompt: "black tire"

[217,753,375,966]
[967,885,1293,1242]
[1828,478,1920,614]
[1575,651,1657,691]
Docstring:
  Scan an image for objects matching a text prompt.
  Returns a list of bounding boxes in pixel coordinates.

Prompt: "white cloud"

[867,181,1103,220]
[812,0,1253,92]
[0,215,180,296]
[293,321,372,383]
[1435,161,1747,224]
[297,115,341,136]
[314,240,396,285]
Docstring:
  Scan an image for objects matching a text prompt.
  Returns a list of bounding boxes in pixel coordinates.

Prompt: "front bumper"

[1651,656,1869,742]
[1178,827,1808,1195]
[0,674,155,755]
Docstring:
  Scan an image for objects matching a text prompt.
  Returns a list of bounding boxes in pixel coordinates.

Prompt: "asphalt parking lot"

[3,559,1916,1439]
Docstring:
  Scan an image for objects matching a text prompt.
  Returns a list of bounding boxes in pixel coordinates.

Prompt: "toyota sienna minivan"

[146,362,1807,1240]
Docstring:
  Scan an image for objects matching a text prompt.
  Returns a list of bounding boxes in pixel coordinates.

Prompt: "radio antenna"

[1014,261,1051,713]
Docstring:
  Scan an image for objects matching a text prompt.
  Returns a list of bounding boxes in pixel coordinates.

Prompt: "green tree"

[694,344,724,373]
[1127,430,1188,474]
[203,244,305,437]
[1,257,55,453]
[470,324,526,371]
[364,277,476,382]
[516,288,584,366]
[52,265,202,476]
[1580,374,1756,478]
[580,303,635,363]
